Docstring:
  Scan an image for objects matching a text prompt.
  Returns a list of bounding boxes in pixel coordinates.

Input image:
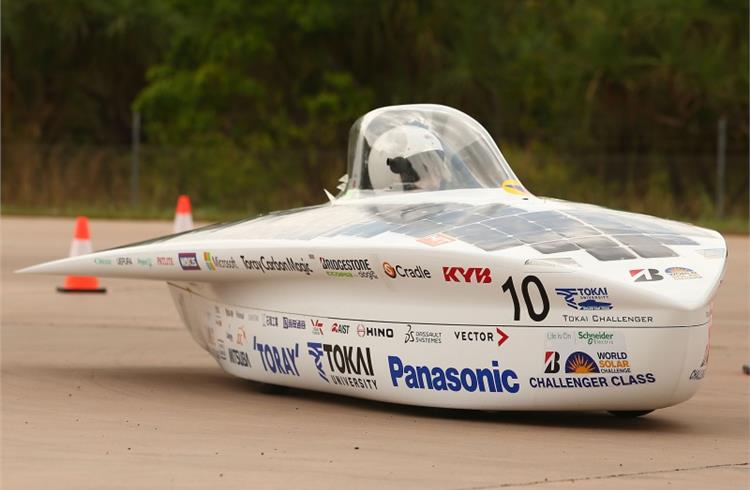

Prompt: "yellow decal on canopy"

[501,179,528,196]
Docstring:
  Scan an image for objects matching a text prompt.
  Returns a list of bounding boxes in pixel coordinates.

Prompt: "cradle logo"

[178,252,200,271]
[383,262,397,278]
[565,351,600,374]
[442,266,492,284]
[383,262,432,279]
[388,356,519,393]
[629,268,663,282]
[555,288,613,310]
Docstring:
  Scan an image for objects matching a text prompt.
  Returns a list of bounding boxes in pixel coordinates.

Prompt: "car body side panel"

[169,284,710,411]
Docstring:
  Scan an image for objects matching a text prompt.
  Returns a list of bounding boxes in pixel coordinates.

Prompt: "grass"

[2,203,748,235]
[0,203,253,223]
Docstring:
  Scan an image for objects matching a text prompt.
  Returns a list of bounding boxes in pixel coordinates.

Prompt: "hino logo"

[356,325,394,338]
[442,266,492,283]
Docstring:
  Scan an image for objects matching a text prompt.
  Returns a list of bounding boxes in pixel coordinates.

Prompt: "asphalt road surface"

[2,217,748,489]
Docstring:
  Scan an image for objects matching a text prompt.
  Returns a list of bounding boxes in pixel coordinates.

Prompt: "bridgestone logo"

[320,257,372,271]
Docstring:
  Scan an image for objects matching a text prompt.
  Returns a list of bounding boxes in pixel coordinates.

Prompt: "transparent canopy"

[343,104,522,196]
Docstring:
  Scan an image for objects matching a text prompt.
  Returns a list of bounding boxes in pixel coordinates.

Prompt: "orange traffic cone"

[173,195,194,233]
[57,216,106,293]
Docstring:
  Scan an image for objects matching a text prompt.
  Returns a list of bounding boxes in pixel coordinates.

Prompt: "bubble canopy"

[343,104,522,196]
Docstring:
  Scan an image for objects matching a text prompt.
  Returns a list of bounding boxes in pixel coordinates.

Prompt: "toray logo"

[442,267,492,283]
[252,337,300,376]
[629,269,663,282]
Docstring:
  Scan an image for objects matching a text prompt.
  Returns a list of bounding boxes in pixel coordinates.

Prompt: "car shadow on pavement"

[27,363,690,433]
[243,381,690,433]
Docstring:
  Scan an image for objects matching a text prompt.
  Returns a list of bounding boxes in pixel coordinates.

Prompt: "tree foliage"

[3,0,748,218]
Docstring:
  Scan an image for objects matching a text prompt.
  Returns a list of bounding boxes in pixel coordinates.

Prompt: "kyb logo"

[629,268,663,282]
[442,266,492,284]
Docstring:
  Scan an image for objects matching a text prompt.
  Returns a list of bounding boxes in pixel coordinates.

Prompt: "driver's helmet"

[367,124,447,191]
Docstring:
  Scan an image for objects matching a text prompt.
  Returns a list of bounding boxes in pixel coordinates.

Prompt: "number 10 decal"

[501,275,550,322]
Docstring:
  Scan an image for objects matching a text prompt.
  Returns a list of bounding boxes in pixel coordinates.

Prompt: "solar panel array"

[176,201,712,261]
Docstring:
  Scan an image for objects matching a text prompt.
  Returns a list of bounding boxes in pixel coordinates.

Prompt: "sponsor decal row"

[532,349,655,389]
[217,335,659,394]
[248,315,511,348]
[94,252,703,285]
